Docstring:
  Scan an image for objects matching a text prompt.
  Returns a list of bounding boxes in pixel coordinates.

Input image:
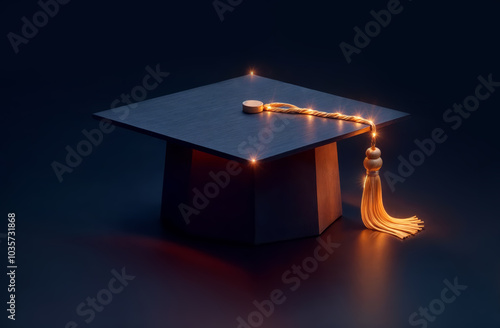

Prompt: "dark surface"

[93,74,408,162]
[2,0,500,327]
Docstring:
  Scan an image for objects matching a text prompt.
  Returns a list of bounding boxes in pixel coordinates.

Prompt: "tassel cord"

[264,103,377,147]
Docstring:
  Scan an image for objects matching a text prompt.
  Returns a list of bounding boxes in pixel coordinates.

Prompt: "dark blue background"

[1,0,499,327]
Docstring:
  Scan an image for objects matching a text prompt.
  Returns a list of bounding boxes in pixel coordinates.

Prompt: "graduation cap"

[94,73,423,244]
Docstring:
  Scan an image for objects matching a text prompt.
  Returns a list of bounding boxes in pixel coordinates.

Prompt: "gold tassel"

[243,100,424,239]
[361,146,424,239]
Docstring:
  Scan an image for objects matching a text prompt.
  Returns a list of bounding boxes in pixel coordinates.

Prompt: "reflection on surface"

[88,233,297,327]
[349,229,399,327]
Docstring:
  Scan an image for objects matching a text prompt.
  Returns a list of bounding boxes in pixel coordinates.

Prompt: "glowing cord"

[264,103,377,147]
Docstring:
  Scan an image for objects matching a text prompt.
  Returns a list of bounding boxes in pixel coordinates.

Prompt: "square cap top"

[93,74,408,162]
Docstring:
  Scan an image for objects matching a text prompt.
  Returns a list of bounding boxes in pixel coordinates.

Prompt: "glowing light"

[372,132,377,138]
[251,158,257,164]
[250,70,254,76]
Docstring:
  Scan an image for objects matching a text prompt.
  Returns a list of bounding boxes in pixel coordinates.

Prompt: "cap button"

[242,100,264,114]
